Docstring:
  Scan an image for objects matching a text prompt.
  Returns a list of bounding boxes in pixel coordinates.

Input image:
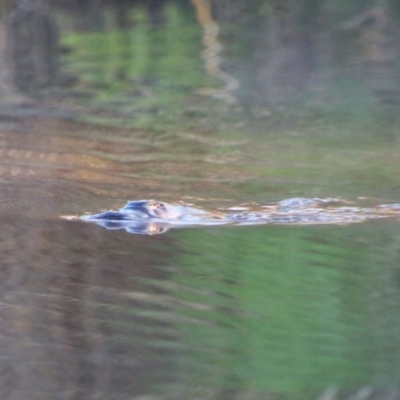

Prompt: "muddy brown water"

[0,115,399,399]
[2,2,400,395]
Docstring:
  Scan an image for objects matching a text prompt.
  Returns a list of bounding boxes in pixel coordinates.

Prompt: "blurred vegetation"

[2,4,400,399]
[171,221,400,398]
[3,0,400,201]
[56,0,400,135]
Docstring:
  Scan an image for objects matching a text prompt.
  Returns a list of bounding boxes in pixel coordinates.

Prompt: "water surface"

[2,215,400,399]
[1,1,400,399]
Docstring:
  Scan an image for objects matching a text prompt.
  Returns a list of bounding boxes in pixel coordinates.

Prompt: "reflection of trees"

[251,15,317,109]
[0,215,179,399]
[176,224,400,399]
[3,0,169,95]
[192,0,239,105]
[53,0,167,31]
[224,0,400,117]
[6,0,60,93]
[2,0,400,118]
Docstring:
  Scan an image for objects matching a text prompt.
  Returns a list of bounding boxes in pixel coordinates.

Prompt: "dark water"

[2,216,400,399]
[1,1,400,399]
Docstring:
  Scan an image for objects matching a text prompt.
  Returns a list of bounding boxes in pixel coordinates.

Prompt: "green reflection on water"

[170,221,400,397]
[59,2,400,202]
[63,5,206,96]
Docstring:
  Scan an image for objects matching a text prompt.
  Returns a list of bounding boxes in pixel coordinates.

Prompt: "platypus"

[82,200,208,221]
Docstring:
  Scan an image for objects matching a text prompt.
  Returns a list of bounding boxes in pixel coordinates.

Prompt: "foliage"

[170,221,400,397]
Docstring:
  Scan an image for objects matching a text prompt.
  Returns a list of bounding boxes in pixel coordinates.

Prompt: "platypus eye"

[148,200,157,209]
[148,226,167,235]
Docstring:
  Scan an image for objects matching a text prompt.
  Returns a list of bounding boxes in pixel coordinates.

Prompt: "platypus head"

[121,200,183,220]
[121,200,154,217]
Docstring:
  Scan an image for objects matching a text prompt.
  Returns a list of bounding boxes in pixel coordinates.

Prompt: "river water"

[1,2,400,399]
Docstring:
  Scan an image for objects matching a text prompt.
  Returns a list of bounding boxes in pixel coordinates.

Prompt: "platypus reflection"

[83,218,171,235]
